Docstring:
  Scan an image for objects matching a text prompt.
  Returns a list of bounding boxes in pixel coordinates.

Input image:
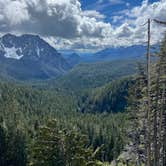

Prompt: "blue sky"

[81,0,159,23]
[0,0,166,52]
[81,0,159,12]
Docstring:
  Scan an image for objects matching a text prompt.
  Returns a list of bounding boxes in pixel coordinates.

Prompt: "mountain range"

[63,45,149,64]
[92,45,147,61]
[0,34,70,80]
[0,33,148,81]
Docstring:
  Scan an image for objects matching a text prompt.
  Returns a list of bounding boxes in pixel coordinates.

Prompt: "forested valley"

[0,37,166,166]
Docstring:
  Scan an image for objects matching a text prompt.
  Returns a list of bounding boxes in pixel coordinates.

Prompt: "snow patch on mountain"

[4,47,24,60]
[36,46,40,57]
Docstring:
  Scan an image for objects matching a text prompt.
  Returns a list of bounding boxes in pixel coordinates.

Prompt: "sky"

[0,0,166,52]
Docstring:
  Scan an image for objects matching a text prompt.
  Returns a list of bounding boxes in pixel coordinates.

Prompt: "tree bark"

[146,18,152,166]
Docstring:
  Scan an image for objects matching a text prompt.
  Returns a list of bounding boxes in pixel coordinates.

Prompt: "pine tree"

[158,37,166,166]
[0,123,7,166]
[29,119,101,166]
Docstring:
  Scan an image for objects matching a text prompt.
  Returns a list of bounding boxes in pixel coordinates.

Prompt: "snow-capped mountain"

[0,34,70,80]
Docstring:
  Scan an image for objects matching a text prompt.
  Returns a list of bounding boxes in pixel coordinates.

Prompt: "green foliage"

[0,82,75,132]
[78,77,133,113]
[0,81,128,164]
[48,112,128,162]
[0,37,164,165]
[0,124,6,165]
[0,122,27,166]
[54,60,139,91]
[118,37,166,165]
[0,47,145,165]
[29,119,101,166]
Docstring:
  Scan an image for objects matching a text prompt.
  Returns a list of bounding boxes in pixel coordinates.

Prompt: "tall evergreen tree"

[29,119,102,166]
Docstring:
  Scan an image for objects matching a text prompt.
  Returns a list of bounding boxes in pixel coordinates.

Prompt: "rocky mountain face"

[0,34,70,80]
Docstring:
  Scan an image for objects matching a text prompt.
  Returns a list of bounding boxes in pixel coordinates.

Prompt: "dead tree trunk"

[146,18,152,166]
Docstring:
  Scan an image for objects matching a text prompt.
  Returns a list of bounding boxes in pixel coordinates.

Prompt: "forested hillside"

[0,36,165,165]
[0,37,165,165]
[0,0,165,165]
[78,77,133,113]
[0,81,129,165]
[55,59,139,90]
[114,37,166,165]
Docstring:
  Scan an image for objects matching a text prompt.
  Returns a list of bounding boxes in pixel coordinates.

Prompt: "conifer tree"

[29,119,101,166]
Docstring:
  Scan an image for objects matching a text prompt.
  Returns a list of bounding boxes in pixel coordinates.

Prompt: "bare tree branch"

[153,19,166,25]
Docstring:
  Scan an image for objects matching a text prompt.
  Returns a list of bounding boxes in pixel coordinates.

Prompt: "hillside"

[0,82,75,126]
[0,81,128,164]
[78,77,133,113]
[0,0,166,165]
[0,34,70,81]
[55,59,142,91]
[63,53,81,66]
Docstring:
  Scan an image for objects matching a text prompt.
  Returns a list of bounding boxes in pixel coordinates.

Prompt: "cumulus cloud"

[0,0,166,52]
[82,10,105,20]
[0,0,112,39]
[53,0,166,52]
[125,0,166,44]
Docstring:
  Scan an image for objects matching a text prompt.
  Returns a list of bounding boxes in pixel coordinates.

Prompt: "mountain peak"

[0,33,70,80]
[63,52,81,66]
[2,33,40,39]
[2,33,16,38]
[0,33,58,60]
[20,34,42,41]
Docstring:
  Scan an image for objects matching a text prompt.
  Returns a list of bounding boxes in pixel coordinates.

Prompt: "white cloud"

[0,0,166,52]
[112,15,124,23]
[125,0,166,44]
[0,0,110,38]
[82,10,105,20]
[4,1,29,25]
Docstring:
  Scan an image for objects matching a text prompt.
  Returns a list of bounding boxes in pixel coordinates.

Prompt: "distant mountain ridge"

[92,45,147,61]
[63,53,81,66]
[0,33,153,82]
[64,45,148,64]
[0,34,70,80]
